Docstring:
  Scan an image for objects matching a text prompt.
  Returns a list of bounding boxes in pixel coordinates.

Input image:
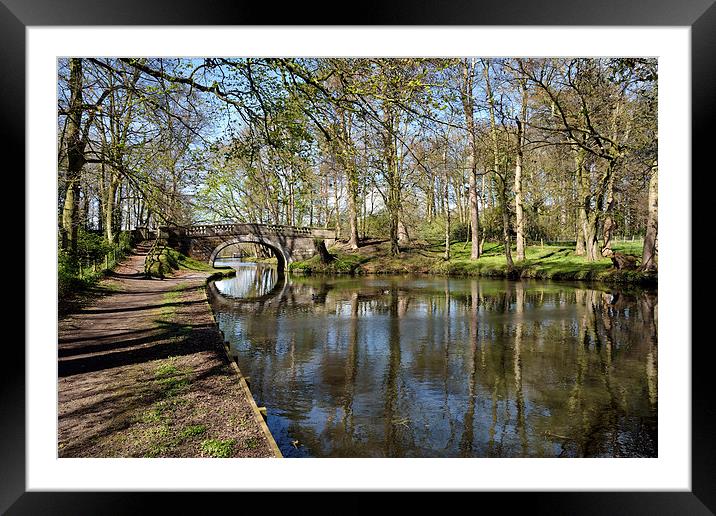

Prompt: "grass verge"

[145,246,237,281]
[289,239,656,285]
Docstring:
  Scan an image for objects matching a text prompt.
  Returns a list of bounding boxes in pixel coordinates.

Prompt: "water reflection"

[210,267,658,458]
[214,259,282,299]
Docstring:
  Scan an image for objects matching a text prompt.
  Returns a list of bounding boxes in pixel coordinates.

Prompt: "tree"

[641,161,658,271]
[458,58,482,259]
[483,59,514,269]
[512,59,530,261]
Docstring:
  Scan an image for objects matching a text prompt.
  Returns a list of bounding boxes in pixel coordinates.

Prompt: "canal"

[209,259,657,458]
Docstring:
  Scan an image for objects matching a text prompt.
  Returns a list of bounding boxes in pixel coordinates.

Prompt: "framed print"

[7,0,713,512]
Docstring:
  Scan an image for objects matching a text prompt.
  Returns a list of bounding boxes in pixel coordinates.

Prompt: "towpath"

[58,243,280,458]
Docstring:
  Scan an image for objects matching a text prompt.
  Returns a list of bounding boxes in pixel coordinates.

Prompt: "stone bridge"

[159,223,337,271]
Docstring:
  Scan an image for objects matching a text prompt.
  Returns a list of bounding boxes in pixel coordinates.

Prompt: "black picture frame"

[7,0,712,512]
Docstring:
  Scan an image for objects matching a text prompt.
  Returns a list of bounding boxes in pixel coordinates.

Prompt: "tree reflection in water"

[211,268,657,458]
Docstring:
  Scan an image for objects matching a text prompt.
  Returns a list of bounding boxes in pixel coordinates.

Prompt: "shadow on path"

[58,320,220,377]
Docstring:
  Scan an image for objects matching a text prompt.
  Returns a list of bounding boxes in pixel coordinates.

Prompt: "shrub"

[450,221,470,242]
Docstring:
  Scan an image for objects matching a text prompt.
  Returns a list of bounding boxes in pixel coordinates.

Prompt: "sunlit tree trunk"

[443,150,450,260]
[347,173,359,248]
[333,167,342,239]
[514,76,528,261]
[574,148,587,256]
[335,101,360,249]
[460,58,481,260]
[398,215,410,245]
[641,161,658,271]
[483,60,513,269]
[601,172,616,256]
[498,178,514,269]
[601,102,628,257]
[382,103,401,256]
[104,170,121,243]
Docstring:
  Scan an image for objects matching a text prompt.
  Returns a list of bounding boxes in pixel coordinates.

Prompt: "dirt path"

[58,244,279,458]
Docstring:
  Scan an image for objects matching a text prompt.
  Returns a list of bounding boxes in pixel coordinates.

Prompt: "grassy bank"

[288,239,656,285]
[145,246,236,281]
[58,230,134,299]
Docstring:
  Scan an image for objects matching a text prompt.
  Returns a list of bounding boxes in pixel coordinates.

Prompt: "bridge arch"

[208,235,289,272]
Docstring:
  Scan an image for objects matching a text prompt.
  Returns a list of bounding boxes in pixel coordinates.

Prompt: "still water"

[210,259,657,458]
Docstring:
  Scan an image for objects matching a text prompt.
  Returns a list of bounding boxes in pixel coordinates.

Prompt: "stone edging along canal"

[205,272,282,458]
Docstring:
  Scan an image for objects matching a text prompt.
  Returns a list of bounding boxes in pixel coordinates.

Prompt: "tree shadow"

[77,298,203,315]
[58,319,222,378]
[58,360,234,457]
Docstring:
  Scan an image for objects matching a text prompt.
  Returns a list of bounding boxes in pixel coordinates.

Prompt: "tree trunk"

[314,238,335,264]
[514,150,525,260]
[469,165,481,259]
[461,58,481,260]
[483,60,513,269]
[398,215,410,245]
[577,155,602,262]
[426,180,435,222]
[583,214,600,262]
[335,101,360,250]
[641,162,658,271]
[61,58,85,254]
[333,168,341,239]
[575,211,585,254]
[499,179,514,269]
[514,78,528,261]
[347,177,359,249]
[574,148,587,255]
[383,104,401,257]
[443,151,451,260]
[601,171,616,257]
[104,170,120,243]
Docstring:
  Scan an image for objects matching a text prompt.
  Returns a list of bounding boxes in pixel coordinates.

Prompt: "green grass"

[135,359,237,457]
[288,252,367,274]
[157,283,192,323]
[180,425,207,439]
[145,246,237,279]
[434,241,654,284]
[132,358,198,457]
[153,358,191,397]
[289,239,655,285]
[201,438,236,458]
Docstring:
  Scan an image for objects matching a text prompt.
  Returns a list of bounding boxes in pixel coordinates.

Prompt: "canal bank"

[58,243,281,458]
[288,239,657,286]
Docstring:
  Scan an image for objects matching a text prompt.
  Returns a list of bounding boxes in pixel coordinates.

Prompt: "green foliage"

[144,246,225,278]
[450,221,470,242]
[361,211,392,239]
[415,217,446,243]
[58,229,134,299]
[289,250,365,274]
[76,229,113,261]
[479,207,506,242]
[180,425,207,438]
[58,251,85,298]
[200,438,236,458]
[414,218,479,245]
